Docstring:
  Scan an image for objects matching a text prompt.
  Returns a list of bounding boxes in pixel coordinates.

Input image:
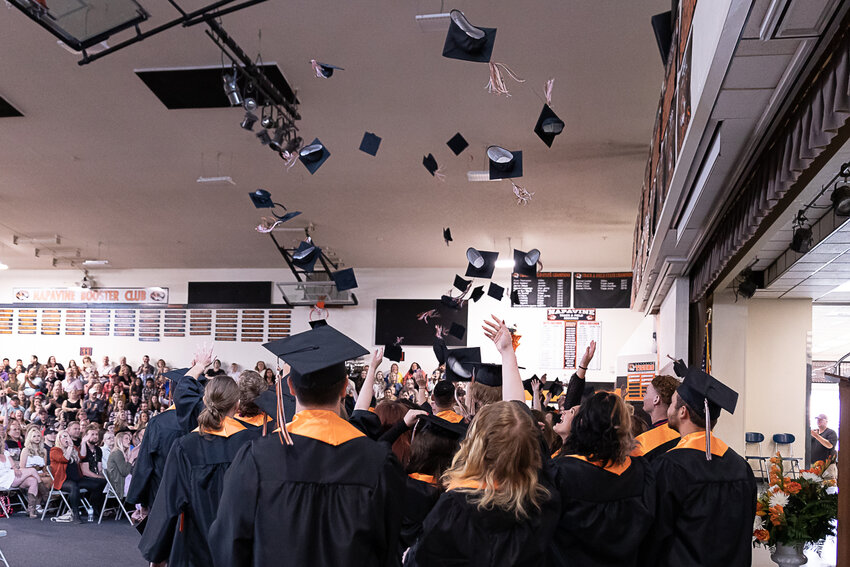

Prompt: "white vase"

[771,544,807,566]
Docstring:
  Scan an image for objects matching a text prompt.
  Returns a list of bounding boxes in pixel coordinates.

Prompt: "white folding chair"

[0,530,10,567]
[98,476,133,526]
[0,488,27,518]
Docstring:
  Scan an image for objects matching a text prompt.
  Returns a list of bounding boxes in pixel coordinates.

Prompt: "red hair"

[374,400,411,466]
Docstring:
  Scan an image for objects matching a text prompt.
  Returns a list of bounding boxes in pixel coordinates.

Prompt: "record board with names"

[511,272,571,308]
[573,272,633,309]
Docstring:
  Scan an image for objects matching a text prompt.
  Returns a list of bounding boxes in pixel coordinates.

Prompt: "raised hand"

[369,347,384,370]
[403,409,428,427]
[482,315,512,354]
[579,340,596,368]
[192,341,215,369]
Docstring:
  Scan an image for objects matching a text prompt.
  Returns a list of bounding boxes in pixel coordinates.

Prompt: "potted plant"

[753,453,838,566]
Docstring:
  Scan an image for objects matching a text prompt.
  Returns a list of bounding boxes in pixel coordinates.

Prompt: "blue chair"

[744,432,768,482]
[772,433,802,475]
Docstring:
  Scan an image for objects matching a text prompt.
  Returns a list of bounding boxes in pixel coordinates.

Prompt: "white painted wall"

[711,291,749,454]
[656,277,690,374]
[690,0,736,106]
[0,267,648,380]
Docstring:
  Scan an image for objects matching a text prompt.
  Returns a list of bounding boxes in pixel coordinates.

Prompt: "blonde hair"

[57,430,79,463]
[442,401,549,520]
[23,427,46,461]
[197,376,240,434]
[114,430,132,458]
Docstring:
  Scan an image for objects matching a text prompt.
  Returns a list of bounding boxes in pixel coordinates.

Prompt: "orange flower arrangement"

[753,453,837,549]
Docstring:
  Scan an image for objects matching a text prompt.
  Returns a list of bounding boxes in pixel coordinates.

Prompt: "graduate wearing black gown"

[641,368,756,567]
[208,326,406,567]
[126,368,187,509]
[550,392,655,567]
[139,375,260,567]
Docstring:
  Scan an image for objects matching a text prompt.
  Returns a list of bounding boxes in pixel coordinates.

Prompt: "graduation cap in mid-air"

[383,343,404,363]
[470,286,485,302]
[312,60,344,78]
[448,322,466,340]
[453,275,472,293]
[433,339,449,365]
[291,240,321,272]
[447,132,469,155]
[442,9,497,63]
[359,132,381,156]
[299,139,331,174]
[487,282,505,301]
[423,154,439,176]
[542,378,564,397]
[468,363,524,388]
[534,104,565,148]
[308,319,328,329]
[444,347,481,381]
[487,146,523,180]
[465,248,498,279]
[249,189,275,208]
[522,374,540,394]
[331,268,358,291]
[513,249,540,278]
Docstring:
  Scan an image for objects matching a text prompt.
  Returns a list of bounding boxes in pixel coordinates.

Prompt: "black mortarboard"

[299,139,330,174]
[534,104,565,148]
[677,367,738,421]
[522,374,539,394]
[513,248,540,278]
[359,132,381,156]
[469,363,503,387]
[433,339,448,365]
[275,210,302,223]
[249,189,274,208]
[453,274,472,292]
[470,286,485,302]
[263,325,368,388]
[448,322,465,340]
[442,9,497,63]
[309,319,328,329]
[440,295,462,310]
[447,132,469,155]
[487,282,504,301]
[672,358,687,378]
[542,378,564,397]
[253,387,296,421]
[465,249,498,278]
[423,153,439,176]
[315,62,344,78]
[331,268,358,291]
[487,146,523,180]
[444,347,481,381]
[291,240,320,272]
[443,227,453,245]
[417,413,467,440]
[384,343,404,362]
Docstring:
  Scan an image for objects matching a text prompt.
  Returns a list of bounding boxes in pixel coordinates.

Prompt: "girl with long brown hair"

[140,360,260,567]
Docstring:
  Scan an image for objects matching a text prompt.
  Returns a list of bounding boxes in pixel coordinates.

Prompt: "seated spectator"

[46,356,65,381]
[130,377,144,399]
[205,359,227,377]
[141,378,156,402]
[78,425,107,490]
[51,381,67,403]
[83,385,106,424]
[262,368,275,387]
[0,424,41,517]
[100,430,114,473]
[24,394,44,422]
[67,421,82,447]
[137,355,155,379]
[106,428,133,499]
[109,398,132,426]
[111,381,128,407]
[134,410,150,431]
[61,388,83,424]
[126,392,142,419]
[50,430,103,523]
[20,426,50,500]
[154,359,168,380]
[7,371,21,394]
[5,419,24,461]
[10,408,25,425]
[62,366,84,394]
[228,363,240,381]
[99,356,113,378]
[22,369,43,397]
[255,360,267,374]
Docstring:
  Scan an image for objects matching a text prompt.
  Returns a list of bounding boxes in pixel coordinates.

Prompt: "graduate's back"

[209,415,405,567]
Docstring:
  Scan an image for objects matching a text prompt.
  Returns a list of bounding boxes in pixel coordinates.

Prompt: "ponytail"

[197,376,240,435]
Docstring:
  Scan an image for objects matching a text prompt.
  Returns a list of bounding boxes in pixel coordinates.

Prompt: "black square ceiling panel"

[136,64,298,109]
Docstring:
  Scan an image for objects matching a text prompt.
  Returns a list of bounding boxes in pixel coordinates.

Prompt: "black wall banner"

[511,272,571,308]
[573,273,632,309]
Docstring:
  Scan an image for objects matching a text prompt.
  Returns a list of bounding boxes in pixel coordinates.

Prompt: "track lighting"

[222,72,242,106]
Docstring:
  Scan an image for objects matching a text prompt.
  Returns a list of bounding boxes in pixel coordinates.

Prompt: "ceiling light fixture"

[831,183,850,216]
[82,260,109,266]
[734,268,762,300]
[0,262,8,270]
[222,71,243,106]
[467,170,498,182]
[196,176,236,186]
[240,112,258,130]
[13,235,61,246]
[414,12,452,32]
[790,211,813,254]
[495,259,515,269]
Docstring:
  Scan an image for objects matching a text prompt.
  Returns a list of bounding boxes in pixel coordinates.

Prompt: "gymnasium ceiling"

[0,0,668,271]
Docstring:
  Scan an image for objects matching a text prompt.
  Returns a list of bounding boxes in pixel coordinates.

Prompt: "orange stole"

[192,416,247,438]
[409,473,437,486]
[632,423,679,456]
[236,413,272,427]
[285,409,365,446]
[564,454,632,476]
[670,431,728,457]
[435,410,464,423]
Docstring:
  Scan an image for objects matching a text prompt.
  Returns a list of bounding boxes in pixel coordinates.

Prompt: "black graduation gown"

[349,408,384,439]
[208,411,406,567]
[640,432,756,567]
[174,375,207,434]
[400,475,441,552]
[404,486,560,567]
[632,422,680,462]
[138,419,261,567]
[125,407,182,507]
[549,455,655,567]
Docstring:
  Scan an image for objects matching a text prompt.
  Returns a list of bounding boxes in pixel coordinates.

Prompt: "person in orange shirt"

[429,381,465,424]
[632,375,680,460]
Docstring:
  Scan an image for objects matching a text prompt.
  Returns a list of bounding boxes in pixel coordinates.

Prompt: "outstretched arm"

[355,348,382,413]
[483,315,523,402]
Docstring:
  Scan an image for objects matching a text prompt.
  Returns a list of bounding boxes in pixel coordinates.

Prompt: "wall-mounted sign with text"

[13,287,169,304]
